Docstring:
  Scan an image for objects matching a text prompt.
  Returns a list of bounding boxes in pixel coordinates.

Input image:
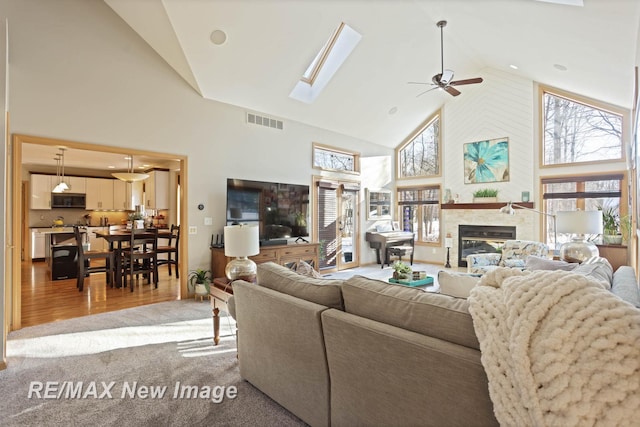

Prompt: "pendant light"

[112,155,149,183]
[52,148,69,193]
[52,154,63,193]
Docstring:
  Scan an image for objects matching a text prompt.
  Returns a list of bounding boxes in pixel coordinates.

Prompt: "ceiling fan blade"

[450,77,483,86]
[444,86,461,97]
[416,87,439,98]
[407,81,432,85]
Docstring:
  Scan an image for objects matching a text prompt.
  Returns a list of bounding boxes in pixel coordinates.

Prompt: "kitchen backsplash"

[29,209,129,228]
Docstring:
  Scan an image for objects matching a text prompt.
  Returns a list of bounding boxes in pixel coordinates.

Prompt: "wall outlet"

[188,226,197,235]
[432,248,437,254]
[204,217,213,226]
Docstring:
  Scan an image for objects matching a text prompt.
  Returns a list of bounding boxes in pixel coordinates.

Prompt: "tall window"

[542,174,626,248]
[541,88,624,166]
[397,186,441,243]
[397,112,440,178]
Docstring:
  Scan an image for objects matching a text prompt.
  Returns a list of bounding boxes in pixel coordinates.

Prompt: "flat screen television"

[226,178,310,242]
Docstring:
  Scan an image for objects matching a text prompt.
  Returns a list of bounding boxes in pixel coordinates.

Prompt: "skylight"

[290,22,361,104]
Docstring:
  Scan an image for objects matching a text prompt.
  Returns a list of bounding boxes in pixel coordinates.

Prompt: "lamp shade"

[224,224,259,257]
[556,210,603,235]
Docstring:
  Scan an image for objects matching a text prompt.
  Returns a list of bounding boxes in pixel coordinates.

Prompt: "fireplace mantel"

[441,202,534,210]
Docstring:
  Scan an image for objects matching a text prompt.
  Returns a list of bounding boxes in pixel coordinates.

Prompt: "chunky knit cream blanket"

[468,268,640,426]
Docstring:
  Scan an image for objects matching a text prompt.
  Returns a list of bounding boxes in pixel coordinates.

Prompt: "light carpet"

[1,300,306,427]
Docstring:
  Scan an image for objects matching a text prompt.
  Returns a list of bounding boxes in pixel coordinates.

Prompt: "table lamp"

[224,224,260,282]
[556,210,602,263]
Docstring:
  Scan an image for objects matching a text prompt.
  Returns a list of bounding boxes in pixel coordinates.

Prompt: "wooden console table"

[210,242,320,278]
[596,244,628,272]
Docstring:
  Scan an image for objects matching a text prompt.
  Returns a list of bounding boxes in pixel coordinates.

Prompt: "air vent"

[246,112,284,130]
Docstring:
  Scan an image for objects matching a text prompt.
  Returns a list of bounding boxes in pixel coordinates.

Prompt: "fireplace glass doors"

[458,225,516,267]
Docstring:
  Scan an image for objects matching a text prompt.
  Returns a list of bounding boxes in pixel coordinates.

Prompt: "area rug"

[0,300,305,426]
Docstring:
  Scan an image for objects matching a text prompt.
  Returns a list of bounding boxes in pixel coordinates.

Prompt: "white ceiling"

[101,0,640,149]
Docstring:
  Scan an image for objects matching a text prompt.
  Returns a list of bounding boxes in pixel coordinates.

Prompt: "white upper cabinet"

[144,171,169,210]
[30,174,52,210]
[66,176,86,194]
[113,180,144,211]
[85,178,114,210]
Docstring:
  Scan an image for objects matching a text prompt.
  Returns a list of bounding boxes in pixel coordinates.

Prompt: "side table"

[210,277,234,345]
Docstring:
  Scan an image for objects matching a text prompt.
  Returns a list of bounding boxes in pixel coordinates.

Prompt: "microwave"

[51,193,86,209]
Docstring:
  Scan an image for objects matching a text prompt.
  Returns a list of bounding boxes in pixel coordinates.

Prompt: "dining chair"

[156,224,180,278]
[74,226,114,292]
[121,228,159,292]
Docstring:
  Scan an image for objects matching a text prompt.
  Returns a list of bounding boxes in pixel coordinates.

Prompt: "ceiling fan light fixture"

[441,69,454,84]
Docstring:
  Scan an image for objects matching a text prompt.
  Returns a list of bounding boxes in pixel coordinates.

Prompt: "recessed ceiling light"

[509,64,518,70]
[107,165,115,169]
[553,64,568,71]
[210,30,227,46]
[388,106,398,115]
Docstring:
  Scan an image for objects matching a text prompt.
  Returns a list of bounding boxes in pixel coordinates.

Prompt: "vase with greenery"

[472,188,499,203]
[601,207,622,245]
[188,268,212,295]
[392,261,413,280]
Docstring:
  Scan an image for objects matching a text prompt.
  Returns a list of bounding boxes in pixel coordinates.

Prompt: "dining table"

[94,228,171,288]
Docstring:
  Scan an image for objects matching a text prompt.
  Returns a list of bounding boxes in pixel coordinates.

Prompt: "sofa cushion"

[256,262,344,310]
[342,276,479,350]
[437,270,481,299]
[525,255,578,271]
[572,256,613,290]
[611,266,640,308]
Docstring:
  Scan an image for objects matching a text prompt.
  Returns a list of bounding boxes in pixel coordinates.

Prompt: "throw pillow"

[525,255,578,271]
[572,256,613,290]
[437,270,481,299]
[296,259,322,278]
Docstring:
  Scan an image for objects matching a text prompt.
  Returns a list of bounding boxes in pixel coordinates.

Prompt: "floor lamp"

[499,202,557,255]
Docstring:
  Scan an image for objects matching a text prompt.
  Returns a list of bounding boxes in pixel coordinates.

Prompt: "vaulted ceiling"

[104,0,639,148]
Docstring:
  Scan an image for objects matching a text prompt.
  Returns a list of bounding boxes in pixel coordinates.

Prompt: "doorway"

[9,134,188,330]
[313,177,360,273]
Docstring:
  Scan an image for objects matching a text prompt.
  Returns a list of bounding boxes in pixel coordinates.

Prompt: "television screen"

[226,178,310,240]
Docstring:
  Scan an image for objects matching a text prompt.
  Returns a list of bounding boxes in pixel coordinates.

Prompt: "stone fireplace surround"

[442,203,537,270]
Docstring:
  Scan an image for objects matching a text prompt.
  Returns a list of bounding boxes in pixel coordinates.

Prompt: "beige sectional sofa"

[231,262,498,427]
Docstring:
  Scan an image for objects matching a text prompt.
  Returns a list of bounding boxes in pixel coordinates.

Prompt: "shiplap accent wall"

[443,68,535,204]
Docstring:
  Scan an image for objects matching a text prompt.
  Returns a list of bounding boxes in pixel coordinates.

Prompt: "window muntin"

[397,113,440,178]
[313,144,359,173]
[397,186,440,243]
[542,174,625,249]
[541,89,623,166]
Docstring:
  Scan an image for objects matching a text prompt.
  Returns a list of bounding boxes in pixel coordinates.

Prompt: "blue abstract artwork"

[463,137,509,184]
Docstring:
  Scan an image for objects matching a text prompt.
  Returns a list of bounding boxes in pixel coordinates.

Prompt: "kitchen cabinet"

[30,174,52,210]
[86,178,114,210]
[144,170,169,210]
[31,229,47,259]
[66,176,86,194]
[87,226,106,251]
[113,180,143,210]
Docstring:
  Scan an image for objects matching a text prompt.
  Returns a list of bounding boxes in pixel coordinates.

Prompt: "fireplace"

[458,225,516,267]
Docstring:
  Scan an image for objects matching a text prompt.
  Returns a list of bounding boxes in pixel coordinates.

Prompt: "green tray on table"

[388,276,434,287]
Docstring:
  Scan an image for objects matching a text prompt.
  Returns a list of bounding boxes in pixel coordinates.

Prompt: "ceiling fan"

[409,20,483,97]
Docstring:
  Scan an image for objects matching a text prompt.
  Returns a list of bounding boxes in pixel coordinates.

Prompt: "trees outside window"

[397,112,440,178]
[397,186,440,243]
[542,89,623,166]
[312,143,359,173]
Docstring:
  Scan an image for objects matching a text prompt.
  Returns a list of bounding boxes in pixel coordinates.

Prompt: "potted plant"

[601,207,622,245]
[128,212,145,229]
[473,188,499,203]
[188,268,212,296]
[392,261,413,280]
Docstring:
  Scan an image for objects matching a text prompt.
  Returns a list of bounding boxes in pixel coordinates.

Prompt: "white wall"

[2,0,391,271]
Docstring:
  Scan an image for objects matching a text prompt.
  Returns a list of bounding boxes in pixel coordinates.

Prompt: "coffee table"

[210,277,234,345]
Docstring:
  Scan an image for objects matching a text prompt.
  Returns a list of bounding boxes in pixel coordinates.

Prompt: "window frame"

[540,172,628,250]
[395,110,442,180]
[538,85,628,169]
[312,143,360,174]
[396,184,441,245]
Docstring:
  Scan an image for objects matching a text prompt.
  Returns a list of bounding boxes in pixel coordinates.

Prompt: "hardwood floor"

[20,259,181,328]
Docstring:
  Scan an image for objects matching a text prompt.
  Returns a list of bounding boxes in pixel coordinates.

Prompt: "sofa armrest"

[466,253,502,273]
